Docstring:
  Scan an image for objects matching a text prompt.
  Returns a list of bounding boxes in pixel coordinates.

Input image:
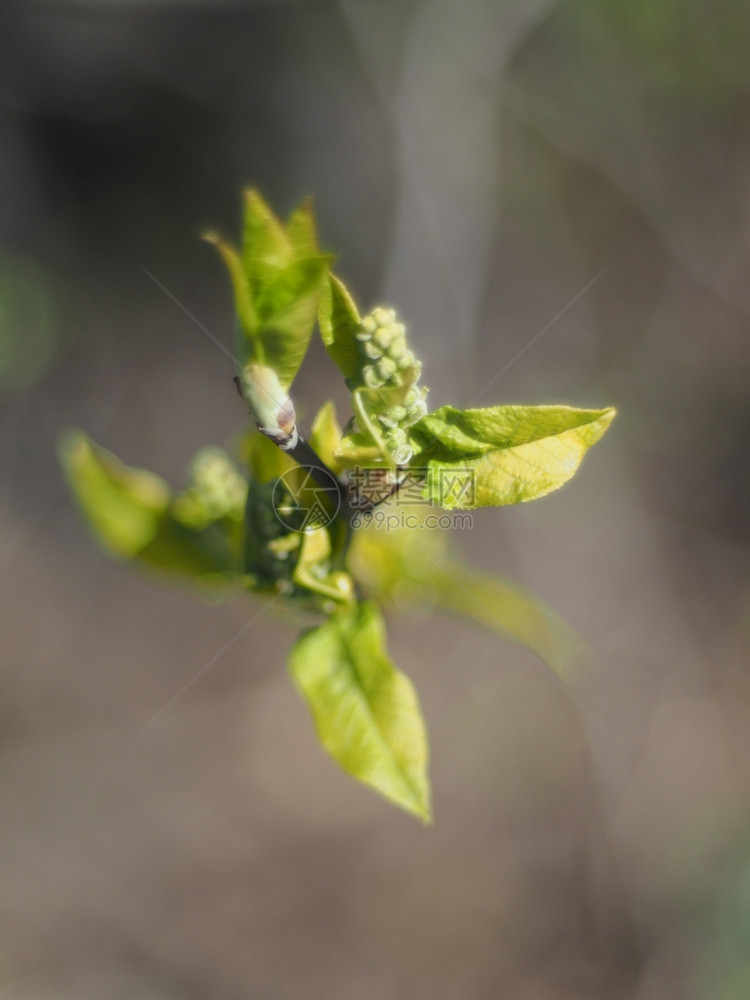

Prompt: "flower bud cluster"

[173,447,247,528]
[355,307,428,465]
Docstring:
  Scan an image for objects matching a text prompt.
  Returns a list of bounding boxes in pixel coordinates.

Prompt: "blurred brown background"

[1,1,749,997]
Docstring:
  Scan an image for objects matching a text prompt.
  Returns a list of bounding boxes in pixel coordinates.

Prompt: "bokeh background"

[2,1,750,997]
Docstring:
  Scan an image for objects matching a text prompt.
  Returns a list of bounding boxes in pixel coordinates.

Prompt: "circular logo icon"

[272,465,341,532]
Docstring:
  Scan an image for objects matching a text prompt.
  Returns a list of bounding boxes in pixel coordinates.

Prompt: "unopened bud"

[404,399,428,426]
[363,340,382,360]
[240,363,298,450]
[363,365,384,389]
[373,326,395,349]
[377,357,398,380]
[391,443,413,465]
[388,339,407,362]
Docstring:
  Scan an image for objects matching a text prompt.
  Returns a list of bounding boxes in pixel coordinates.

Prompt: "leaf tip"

[592,405,617,441]
[414,799,434,825]
[242,187,265,210]
[329,271,360,317]
[57,426,90,471]
[243,188,281,229]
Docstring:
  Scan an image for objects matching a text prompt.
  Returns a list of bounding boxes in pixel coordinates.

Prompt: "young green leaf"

[288,601,432,821]
[242,188,291,280]
[60,429,169,557]
[59,430,242,584]
[410,404,616,508]
[202,235,258,347]
[254,255,329,390]
[308,399,344,476]
[285,196,319,259]
[206,190,328,393]
[432,564,586,678]
[245,425,297,484]
[317,272,363,383]
[242,431,299,587]
[348,515,585,679]
[293,528,355,609]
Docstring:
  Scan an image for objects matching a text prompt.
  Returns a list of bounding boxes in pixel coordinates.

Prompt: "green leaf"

[206,190,327,391]
[288,601,432,821]
[293,528,355,608]
[241,188,291,283]
[242,475,295,589]
[348,516,584,679]
[246,426,297,483]
[242,431,344,605]
[203,233,259,352]
[308,399,344,476]
[60,429,169,557]
[59,430,242,585]
[410,404,616,508]
[285,196,319,258]
[242,431,298,585]
[254,255,329,390]
[317,272,362,383]
[432,564,585,678]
